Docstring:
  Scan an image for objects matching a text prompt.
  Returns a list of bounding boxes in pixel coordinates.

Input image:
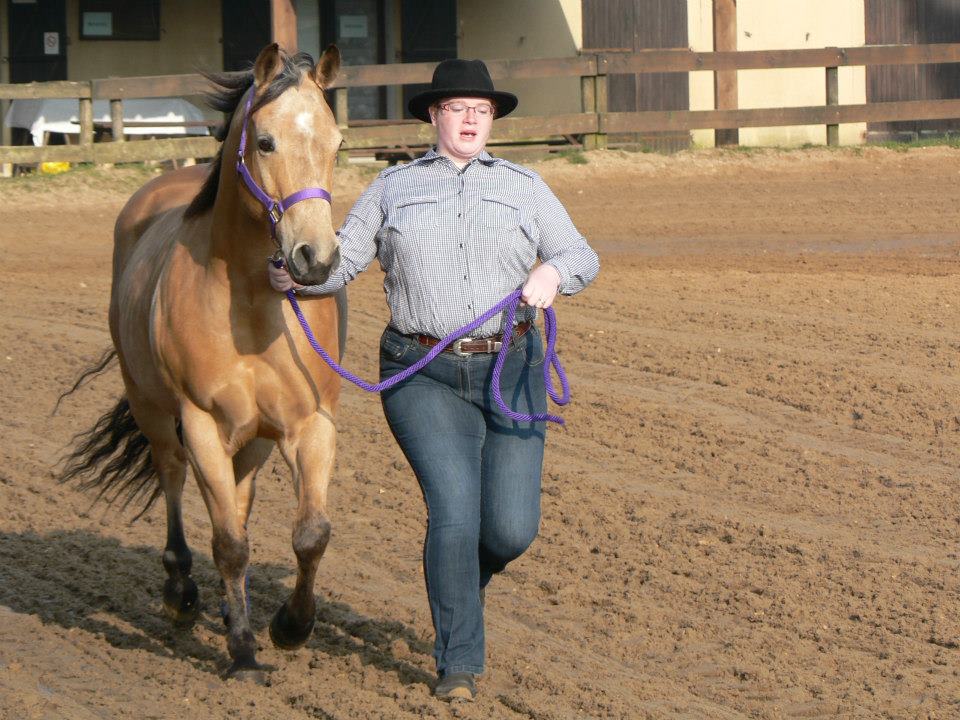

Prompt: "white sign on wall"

[339,15,368,39]
[82,12,112,37]
[43,32,59,55]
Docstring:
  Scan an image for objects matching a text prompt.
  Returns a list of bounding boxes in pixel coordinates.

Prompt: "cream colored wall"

[457,0,582,117]
[66,0,222,80]
[688,0,866,147]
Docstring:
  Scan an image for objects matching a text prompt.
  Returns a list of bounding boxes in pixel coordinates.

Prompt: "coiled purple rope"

[283,285,571,425]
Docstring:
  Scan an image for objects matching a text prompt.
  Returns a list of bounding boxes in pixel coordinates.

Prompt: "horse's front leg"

[180,403,263,681]
[270,411,337,650]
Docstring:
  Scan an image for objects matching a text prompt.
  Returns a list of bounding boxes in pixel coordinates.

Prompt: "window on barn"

[79,0,161,41]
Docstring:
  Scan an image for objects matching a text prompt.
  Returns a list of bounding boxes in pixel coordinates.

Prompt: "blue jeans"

[379,325,547,676]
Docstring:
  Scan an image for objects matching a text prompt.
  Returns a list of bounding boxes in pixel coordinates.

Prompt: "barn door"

[865,0,960,137]
[7,0,67,83]
[582,0,689,150]
[222,0,271,71]
[400,0,457,119]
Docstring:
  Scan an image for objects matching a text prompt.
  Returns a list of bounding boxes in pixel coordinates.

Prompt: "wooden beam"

[600,42,960,74]
[602,98,960,133]
[341,113,598,150]
[0,81,91,100]
[331,56,596,89]
[714,0,738,146]
[0,136,219,164]
[271,0,298,54]
[92,74,212,100]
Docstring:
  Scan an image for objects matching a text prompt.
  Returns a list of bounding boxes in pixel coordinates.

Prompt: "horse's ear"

[254,43,283,87]
[313,45,341,89]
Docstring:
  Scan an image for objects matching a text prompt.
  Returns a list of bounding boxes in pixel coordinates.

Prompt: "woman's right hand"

[267,261,305,292]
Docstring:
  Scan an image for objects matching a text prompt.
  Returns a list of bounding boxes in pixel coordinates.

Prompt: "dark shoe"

[434,671,477,702]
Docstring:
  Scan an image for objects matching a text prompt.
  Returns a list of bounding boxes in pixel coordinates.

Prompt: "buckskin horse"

[60,44,346,681]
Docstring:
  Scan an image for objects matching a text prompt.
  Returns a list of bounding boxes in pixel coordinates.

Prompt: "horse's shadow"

[0,529,434,685]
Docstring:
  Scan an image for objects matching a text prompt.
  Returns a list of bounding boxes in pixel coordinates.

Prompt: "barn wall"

[459,0,581,117]
[65,0,223,80]
[688,0,867,147]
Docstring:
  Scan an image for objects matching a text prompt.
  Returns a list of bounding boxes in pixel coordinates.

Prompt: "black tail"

[53,347,118,415]
[59,397,161,520]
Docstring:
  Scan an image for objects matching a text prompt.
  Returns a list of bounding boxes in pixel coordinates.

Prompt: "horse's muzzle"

[289,243,340,286]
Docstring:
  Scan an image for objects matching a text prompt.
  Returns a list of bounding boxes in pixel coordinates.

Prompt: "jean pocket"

[380,331,411,362]
[519,328,545,367]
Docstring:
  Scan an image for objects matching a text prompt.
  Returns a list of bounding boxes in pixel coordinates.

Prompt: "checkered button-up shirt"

[299,148,600,339]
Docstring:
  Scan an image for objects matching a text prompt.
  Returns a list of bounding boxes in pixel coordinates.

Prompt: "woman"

[269,58,599,701]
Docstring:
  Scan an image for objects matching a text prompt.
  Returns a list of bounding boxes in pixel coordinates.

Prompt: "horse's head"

[235,44,342,286]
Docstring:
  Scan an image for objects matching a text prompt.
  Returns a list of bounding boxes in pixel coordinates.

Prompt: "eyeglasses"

[438,102,495,117]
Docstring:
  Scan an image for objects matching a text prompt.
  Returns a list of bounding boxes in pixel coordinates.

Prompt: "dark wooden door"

[222,0,271,72]
[865,0,960,136]
[582,0,689,149]
[7,0,67,83]
[321,0,387,120]
[400,0,457,119]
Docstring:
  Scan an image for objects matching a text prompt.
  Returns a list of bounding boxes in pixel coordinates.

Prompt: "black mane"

[184,52,317,218]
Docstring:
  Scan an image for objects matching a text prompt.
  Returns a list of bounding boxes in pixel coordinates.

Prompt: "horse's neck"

[205,167,272,290]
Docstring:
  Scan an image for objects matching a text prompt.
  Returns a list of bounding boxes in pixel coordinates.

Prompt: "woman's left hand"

[521,263,561,309]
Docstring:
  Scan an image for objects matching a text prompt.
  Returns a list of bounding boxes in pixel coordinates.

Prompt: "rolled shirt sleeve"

[297,173,386,295]
[531,175,600,296]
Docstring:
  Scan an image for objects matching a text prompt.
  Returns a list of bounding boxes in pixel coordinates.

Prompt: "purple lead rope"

[282,283,571,425]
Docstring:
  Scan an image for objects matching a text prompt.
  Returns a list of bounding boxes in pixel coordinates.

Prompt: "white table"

[4,98,211,146]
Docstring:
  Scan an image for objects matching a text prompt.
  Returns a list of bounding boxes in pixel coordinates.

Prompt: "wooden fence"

[3,42,960,166]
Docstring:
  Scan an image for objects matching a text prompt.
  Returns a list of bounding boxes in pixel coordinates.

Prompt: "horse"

[60,43,346,681]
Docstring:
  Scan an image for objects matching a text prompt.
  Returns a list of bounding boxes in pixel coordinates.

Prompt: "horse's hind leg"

[270,412,336,650]
[125,386,199,624]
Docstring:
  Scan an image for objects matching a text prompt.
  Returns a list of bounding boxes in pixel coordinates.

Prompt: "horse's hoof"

[162,578,200,626]
[224,661,268,686]
[269,602,315,650]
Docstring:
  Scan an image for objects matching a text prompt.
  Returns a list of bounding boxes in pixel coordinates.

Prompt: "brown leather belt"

[415,321,531,357]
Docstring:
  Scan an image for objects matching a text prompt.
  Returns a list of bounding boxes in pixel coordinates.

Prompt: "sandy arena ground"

[0,146,958,719]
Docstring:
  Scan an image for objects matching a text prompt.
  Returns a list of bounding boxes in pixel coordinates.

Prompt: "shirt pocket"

[394,195,440,231]
[480,195,521,229]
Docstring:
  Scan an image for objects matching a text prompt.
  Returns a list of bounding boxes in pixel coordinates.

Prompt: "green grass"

[869,135,960,152]
[546,149,588,164]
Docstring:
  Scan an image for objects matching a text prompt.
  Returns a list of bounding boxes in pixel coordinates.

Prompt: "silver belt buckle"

[452,337,474,357]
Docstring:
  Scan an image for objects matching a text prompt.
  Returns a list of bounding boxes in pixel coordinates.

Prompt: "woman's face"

[430,96,495,165]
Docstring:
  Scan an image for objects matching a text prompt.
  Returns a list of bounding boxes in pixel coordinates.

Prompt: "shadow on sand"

[0,528,434,686]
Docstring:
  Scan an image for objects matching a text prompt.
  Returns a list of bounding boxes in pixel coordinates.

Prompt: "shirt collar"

[418,147,499,168]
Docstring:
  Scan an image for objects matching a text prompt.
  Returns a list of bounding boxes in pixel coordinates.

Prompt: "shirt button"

[459,243,463,248]
[463,275,468,280]
[457,213,461,218]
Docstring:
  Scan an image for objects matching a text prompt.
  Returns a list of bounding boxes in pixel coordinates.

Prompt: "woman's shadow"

[0,528,434,685]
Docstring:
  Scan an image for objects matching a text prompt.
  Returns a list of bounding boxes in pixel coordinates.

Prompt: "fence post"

[0,99,11,177]
[825,65,839,147]
[595,62,608,150]
[714,0,739,147]
[110,99,125,143]
[580,60,598,150]
[79,94,94,161]
[334,87,349,165]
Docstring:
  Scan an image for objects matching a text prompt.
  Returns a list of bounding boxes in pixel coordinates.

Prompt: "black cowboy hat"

[407,58,518,123]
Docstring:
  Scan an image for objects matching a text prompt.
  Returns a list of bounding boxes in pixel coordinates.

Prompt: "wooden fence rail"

[3,43,960,166]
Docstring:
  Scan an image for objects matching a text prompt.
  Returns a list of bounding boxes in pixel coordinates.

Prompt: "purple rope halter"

[236,90,332,242]
[276,261,571,425]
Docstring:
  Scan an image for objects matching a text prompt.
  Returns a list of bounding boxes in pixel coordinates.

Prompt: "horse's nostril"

[294,244,317,270]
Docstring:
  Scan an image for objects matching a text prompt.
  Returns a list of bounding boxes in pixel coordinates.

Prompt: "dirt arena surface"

[1,145,958,719]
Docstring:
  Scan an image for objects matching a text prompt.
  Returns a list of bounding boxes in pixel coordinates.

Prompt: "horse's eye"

[257,136,275,153]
